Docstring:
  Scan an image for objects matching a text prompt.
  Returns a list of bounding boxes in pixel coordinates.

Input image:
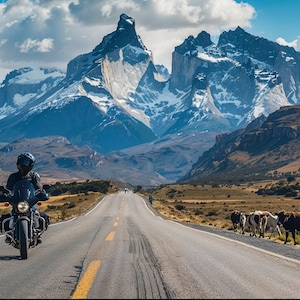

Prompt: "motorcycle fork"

[15,216,31,240]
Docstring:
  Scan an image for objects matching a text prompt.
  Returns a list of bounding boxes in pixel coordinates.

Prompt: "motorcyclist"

[4,152,49,244]
[149,195,153,205]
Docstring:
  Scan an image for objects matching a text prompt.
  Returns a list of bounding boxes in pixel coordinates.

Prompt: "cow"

[243,211,268,238]
[276,210,300,245]
[264,211,281,239]
[253,210,270,238]
[240,212,247,234]
[242,212,256,236]
[230,210,245,233]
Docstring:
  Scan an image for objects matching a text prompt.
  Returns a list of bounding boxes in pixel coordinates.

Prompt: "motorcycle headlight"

[17,201,30,213]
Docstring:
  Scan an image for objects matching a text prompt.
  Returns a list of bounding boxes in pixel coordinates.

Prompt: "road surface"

[0,190,299,299]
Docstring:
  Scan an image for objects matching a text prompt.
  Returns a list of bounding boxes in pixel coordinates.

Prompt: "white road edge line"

[168,219,300,265]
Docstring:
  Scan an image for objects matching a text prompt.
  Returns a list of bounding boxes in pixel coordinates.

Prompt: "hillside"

[180,105,300,184]
[0,131,217,186]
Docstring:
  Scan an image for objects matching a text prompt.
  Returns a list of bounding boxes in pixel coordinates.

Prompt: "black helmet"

[17,152,35,175]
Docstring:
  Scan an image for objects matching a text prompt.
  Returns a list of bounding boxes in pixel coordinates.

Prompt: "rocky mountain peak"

[175,30,213,55]
[93,13,146,55]
[195,31,213,48]
[218,25,300,69]
[117,13,136,36]
[65,13,149,82]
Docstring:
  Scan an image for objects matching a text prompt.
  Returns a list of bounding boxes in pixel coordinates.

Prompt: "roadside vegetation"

[40,180,118,222]
[0,180,118,223]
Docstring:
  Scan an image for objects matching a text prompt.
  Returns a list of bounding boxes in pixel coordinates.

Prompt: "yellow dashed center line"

[105,231,115,241]
[71,210,120,299]
[71,260,101,299]
[72,215,120,298]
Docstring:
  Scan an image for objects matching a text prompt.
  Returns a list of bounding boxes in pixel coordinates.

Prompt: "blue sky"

[0,0,299,82]
[236,0,299,43]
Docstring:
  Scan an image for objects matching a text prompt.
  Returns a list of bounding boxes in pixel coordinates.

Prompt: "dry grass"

[0,180,119,223]
[38,192,103,222]
[0,192,103,223]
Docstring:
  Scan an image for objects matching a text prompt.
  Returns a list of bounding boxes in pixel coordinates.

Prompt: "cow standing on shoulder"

[253,210,269,238]
[243,212,258,237]
[243,211,268,238]
[264,211,281,239]
[231,210,245,233]
[276,210,300,245]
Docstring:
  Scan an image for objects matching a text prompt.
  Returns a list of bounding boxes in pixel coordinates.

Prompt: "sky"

[0,0,299,83]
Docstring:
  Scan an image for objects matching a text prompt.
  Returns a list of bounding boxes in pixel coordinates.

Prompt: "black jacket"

[6,171,43,192]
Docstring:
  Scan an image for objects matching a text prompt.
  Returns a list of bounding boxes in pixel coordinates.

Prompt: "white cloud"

[276,37,300,52]
[19,38,54,53]
[0,0,257,82]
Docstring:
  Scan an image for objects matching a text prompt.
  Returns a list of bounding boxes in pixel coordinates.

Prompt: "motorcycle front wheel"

[19,219,29,259]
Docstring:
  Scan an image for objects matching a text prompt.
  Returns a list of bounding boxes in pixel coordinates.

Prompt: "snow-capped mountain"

[0,67,65,119]
[0,13,299,156]
[168,28,298,133]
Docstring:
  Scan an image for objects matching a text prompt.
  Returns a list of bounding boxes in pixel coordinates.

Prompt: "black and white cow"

[231,210,245,233]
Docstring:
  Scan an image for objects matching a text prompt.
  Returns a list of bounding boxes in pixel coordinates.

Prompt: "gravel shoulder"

[181,222,300,262]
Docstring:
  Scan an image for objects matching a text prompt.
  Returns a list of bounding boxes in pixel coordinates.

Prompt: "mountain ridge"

[179,105,300,184]
[0,13,299,185]
[0,14,299,152]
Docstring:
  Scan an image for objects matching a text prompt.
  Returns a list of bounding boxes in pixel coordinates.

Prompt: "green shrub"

[175,205,185,211]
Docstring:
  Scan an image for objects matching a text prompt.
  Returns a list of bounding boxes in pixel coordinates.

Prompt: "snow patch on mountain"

[0,103,15,120]
[251,84,289,120]
[14,93,36,107]
[2,67,63,85]
[0,67,65,119]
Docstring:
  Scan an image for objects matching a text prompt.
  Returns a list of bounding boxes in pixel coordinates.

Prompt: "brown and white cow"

[276,210,300,245]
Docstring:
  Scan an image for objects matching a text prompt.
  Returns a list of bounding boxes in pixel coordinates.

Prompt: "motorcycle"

[0,180,50,259]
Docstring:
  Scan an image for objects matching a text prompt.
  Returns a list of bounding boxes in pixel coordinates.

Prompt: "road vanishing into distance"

[0,190,300,299]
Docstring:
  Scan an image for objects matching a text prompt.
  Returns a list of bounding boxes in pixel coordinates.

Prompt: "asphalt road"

[0,190,300,299]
